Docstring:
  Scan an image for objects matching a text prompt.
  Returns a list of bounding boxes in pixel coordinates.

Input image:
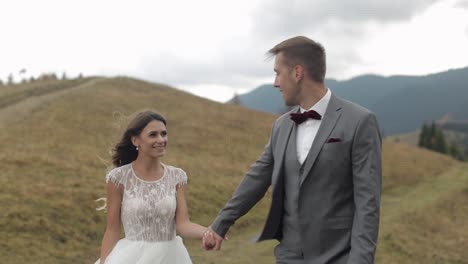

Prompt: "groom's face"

[273,53,301,106]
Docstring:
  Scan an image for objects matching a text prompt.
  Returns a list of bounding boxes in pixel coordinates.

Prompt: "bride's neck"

[133,156,161,172]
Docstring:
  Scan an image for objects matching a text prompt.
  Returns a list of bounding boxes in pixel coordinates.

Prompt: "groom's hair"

[268,36,326,83]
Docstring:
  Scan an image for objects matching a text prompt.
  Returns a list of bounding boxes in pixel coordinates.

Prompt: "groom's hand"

[202,230,215,250]
[203,226,226,251]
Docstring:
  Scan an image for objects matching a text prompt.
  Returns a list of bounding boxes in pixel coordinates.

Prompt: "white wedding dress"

[95,163,192,264]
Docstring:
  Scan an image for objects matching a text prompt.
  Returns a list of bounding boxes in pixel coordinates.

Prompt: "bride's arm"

[175,184,211,240]
[99,182,123,263]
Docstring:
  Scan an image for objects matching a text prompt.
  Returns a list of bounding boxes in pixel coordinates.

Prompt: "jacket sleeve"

[210,123,277,238]
[348,112,382,264]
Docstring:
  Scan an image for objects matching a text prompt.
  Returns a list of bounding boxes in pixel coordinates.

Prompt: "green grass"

[377,163,468,263]
[0,77,466,263]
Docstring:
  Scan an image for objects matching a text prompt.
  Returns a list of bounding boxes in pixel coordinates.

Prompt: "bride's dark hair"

[112,110,166,167]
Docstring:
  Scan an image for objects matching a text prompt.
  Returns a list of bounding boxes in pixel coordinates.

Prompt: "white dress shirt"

[296,88,332,165]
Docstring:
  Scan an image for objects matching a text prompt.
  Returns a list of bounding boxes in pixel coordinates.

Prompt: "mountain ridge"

[230,66,468,135]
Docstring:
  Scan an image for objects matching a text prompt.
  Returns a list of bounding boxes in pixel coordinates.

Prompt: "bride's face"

[133,120,168,159]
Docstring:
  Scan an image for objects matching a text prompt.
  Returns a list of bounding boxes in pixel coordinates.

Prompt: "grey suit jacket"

[211,94,382,264]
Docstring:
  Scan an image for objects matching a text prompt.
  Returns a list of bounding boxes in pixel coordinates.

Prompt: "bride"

[95,110,214,264]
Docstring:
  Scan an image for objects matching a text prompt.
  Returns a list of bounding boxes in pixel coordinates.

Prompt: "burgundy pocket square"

[326,138,342,143]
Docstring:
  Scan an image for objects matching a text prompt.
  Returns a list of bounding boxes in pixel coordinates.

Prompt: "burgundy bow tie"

[290,110,322,124]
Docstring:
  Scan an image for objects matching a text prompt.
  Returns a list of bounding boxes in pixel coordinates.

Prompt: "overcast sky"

[1,0,468,102]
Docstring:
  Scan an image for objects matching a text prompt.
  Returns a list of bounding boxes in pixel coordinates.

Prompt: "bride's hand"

[202,230,216,249]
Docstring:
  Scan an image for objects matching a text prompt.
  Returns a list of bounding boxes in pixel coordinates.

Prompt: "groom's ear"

[293,65,304,82]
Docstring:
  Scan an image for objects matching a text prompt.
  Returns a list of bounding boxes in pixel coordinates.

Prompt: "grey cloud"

[140,0,444,93]
[327,49,365,80]
[247,0,443,80]
[139,43,273,90]
[140,54,226,86]
[252,20,370,80]
[139,26,369,93]
[456,0,468,8]
[252,0,439,39]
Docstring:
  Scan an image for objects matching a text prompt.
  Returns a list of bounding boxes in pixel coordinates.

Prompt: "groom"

[204,36,382,263]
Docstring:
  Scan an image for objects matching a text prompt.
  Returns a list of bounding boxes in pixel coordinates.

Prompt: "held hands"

[202,226,227,251]
[202,229,215,249]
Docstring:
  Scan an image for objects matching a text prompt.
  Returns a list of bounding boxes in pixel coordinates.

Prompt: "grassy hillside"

[0,77,276,263]
[0,77,94,109]
[1,77,467,263]
[377,163,468,263]
[382,140,459,190]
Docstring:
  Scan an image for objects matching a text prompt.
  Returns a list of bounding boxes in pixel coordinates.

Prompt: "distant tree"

[458,135,468,161]
[418,120,447,154]
[18,68,26,82]
[29,76,35,82]
[61,72,67,80]
[78,73,83,79]
[231,92,241,105]
[429,121,437,148]
[449,143,461,159]
[38,74,47,81]
[38,73,58,81]
[418,123,429,147]
[0,79,3,86]
[434,128,447,154]
[7,74,14,85]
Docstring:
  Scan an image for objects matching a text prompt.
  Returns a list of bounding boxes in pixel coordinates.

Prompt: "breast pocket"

[320,141,350,162]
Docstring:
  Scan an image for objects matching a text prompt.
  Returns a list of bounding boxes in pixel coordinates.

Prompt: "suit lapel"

[300,94,342,187]
[271,107,297,187]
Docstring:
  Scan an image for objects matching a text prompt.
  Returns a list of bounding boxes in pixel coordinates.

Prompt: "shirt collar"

[300,88,331,117]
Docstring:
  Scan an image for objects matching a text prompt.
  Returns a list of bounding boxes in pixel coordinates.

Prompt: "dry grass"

[381,192,468,263]
[377,163,468,264]
[0,78,93,109]
[392,188,468,263]
[0,77,276,263]
[0,77,466,263]
[382,141,459,190]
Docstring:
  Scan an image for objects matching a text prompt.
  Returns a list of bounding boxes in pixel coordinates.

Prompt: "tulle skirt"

[95,236,192,264]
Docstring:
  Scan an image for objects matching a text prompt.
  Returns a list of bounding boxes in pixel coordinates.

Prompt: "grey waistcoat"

[281,125,306,252]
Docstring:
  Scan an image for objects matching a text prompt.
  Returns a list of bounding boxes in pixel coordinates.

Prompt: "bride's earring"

[136,146,139,151]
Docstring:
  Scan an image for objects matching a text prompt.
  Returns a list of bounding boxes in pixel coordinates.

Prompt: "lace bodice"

[106,163,187,242]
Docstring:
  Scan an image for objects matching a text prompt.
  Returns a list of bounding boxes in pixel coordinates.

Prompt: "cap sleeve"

[105,166,127,187]
[176,168,188,189]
